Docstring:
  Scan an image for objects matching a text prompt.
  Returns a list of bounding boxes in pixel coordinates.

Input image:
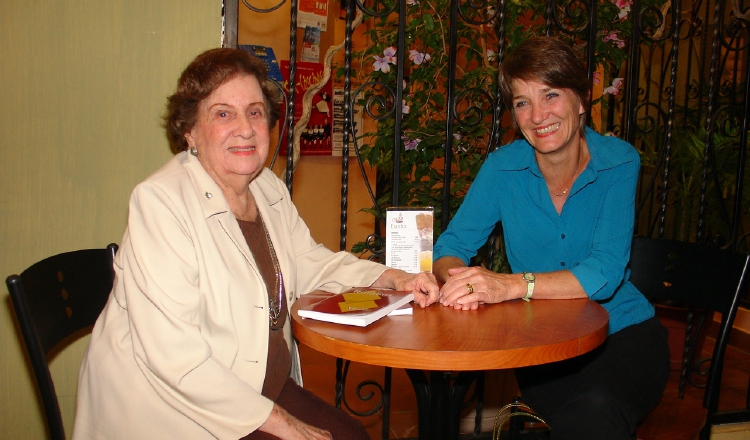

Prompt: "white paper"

[385,208,434,274]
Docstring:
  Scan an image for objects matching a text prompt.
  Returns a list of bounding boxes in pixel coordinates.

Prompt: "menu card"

[385,208,434,273]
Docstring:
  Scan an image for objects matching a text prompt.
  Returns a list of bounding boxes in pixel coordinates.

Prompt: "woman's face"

[185,74,270,189]
[511,78,584,156]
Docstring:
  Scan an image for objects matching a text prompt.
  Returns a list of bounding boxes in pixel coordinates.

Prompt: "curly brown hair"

[164,48,281,154]
[499,36,591,138]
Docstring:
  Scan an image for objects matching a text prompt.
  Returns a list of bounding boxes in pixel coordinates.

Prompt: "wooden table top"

[291,292,609,371]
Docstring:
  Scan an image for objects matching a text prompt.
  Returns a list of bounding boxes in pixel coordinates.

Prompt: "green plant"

[637,79,750,244]
[342,0,664,257]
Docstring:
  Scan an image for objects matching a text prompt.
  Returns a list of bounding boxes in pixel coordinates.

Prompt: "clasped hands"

[439,266,519,310]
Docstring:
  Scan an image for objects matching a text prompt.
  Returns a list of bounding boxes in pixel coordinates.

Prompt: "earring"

[189,146,198,156]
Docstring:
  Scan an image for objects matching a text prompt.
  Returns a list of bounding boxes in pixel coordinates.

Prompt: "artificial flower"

[603,77,624,95]
[402,135,422,150]
[602,31,626,48]
[383,46,397,63]
[373,55,391,73]
[614,0,631,9]
[408,50,431,65]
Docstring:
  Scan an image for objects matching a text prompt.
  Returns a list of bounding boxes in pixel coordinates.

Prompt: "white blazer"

[72,152,386,439]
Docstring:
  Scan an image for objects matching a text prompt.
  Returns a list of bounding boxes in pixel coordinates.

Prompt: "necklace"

[546,142,584,197]
[260,217,284,327]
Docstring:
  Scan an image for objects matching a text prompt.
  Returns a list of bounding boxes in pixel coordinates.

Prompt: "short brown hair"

[499,36,591,137]
[164,48,281,154]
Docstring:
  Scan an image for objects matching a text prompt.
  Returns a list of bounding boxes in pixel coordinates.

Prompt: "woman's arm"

[439,266,587,310]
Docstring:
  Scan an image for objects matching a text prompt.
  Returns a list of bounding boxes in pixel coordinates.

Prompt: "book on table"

[298,289,414,327]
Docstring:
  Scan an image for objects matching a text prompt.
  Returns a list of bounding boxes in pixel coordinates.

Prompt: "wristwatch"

[522,272,535,302]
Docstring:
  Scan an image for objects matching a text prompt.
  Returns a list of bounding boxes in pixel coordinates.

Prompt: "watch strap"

[522,272,535,302]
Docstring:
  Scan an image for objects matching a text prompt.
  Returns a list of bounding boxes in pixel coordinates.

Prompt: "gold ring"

[467,283,474,294]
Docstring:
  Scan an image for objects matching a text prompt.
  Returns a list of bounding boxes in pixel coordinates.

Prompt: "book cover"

[298,289,414,327]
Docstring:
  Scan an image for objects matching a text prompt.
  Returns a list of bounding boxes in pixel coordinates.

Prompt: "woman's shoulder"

[587,130,640,167]
[249,168,289,207]
[484,137,532,170]
[131,153,189,193]
[589,129,637,154]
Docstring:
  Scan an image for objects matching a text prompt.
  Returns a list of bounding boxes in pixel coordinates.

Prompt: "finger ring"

[467,283,474,294]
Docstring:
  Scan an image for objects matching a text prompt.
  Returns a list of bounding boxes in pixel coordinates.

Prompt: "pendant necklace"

[547,142,584,197]
[260,217,284,327]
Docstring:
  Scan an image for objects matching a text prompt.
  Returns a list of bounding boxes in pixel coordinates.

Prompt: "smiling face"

[185,74,270,191]
[511,78,585,157]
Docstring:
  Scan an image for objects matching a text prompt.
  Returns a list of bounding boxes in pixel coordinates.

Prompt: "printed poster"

[298,0,328,31]
[331,87,362,157]
[279,60,333,156]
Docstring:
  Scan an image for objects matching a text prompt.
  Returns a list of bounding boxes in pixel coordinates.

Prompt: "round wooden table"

[292,294,609,440]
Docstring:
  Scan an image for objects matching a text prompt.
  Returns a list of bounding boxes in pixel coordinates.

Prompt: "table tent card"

[386,207,434,274]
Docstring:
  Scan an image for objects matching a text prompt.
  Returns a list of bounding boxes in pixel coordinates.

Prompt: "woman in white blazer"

[72,48,439,440]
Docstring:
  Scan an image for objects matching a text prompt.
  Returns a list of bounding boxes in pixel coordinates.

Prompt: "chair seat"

[637,394,707,440]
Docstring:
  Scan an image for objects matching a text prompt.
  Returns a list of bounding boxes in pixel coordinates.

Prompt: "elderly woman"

[72,48,439,440]
[432,37,669,439]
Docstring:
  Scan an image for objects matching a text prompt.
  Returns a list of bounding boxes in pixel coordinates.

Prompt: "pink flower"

[406,0,419,5]
[402,99,410,114]
[593,71,602,85]
[614,0,631,9]
[373,55,391,73]
[402,135,421,150]
[408,50,431,65]
[603,77,624,95]
[373,47,397,73]
[486,49,497,62]
[602,32,626,48]
[383,46,397,63]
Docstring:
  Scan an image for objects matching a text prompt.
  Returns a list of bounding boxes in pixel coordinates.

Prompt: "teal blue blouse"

[434,128,654,335]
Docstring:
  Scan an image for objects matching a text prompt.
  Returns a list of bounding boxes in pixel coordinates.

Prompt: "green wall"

[0,1,219,437]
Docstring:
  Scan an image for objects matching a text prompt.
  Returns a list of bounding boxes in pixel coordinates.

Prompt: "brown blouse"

[237,218,291,401]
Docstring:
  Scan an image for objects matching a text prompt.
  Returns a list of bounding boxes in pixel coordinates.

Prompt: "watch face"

[524,272,535,282]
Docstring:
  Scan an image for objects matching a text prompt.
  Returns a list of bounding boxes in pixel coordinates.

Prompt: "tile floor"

[298,334,750,440]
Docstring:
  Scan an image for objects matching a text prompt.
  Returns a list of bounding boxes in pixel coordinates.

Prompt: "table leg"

[406,369,479,440]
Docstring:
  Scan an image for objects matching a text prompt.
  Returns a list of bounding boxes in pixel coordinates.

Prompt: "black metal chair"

[6,244,117,440]
[629,237,750,440]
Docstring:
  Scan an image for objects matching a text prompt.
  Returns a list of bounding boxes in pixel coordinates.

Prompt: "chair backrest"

[6,244,117,440]
[628,237,750,421]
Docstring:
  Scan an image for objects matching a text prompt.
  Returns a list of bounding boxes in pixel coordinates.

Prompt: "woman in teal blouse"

[433,37,669,440]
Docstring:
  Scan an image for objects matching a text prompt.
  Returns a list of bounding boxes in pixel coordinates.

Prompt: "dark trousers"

[241,377,369,440]
[514,316,670,440]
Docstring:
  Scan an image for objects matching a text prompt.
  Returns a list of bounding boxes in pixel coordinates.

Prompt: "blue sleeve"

[433,154,504,264]
[570,151,640,301]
